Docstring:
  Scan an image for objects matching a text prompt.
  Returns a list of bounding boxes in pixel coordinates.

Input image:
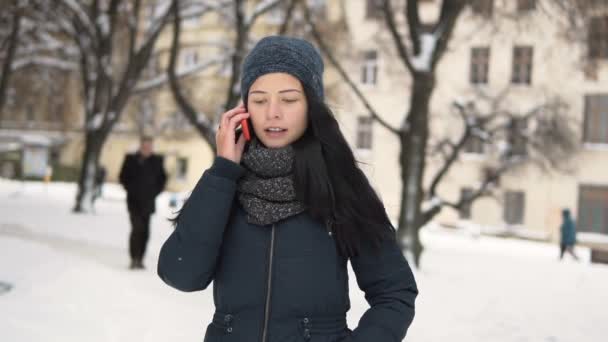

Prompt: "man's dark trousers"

[129,210,151,261]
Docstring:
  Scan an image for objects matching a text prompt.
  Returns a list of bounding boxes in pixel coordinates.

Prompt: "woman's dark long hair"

[292,85,396,258]
[170,84,396,259]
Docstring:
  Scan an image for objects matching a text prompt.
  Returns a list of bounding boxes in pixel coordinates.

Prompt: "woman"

[158,35,418,342]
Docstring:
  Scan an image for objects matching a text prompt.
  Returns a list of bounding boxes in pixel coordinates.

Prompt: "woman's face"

[247,72,308,148]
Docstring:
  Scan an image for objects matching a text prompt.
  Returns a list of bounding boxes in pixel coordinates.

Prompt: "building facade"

[2,0,607,248]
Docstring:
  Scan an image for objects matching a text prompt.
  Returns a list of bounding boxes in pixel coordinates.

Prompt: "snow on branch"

[134,57,225,93]
[57,0,97,37]
[246,0,286,26]
[11,56,78,71]
[422,93,579,224]
[410,31,439,72]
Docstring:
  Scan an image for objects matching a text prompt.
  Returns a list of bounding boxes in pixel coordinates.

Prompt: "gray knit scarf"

[237,138,307,226]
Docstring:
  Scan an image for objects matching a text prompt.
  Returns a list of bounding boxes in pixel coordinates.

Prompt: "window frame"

[511,45,534,85]
[589,16,608,59]
[516,0,536,13]
[583,94,608,145]
[356,116,374,150]
[366,0,384,20]
[470,46,490,84]
[459,187,474,219]
[577,185,608,235]
[504,190,525,225]
[471,0,494,17]
[361,50,379,86]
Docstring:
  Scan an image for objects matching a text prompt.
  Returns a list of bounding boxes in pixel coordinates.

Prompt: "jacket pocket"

[203,321,225,342]
[295,316,350,342]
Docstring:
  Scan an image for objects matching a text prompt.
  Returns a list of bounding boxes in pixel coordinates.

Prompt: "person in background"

[559,208,579,261]
[119,136,167,270]
[91,165,106,211]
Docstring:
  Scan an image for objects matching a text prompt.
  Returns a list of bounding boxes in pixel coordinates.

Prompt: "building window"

[142,54,160,80]
[182,13,201,28]
[464,135,484,154]
[471,0,493,17]
[583,94,608,144]
[176,157,188,180]
[507,117,527,157]
[308,0,327,19]
[578,185,608,235]
[589,16,608,59]
[361,50,378,85]
[366,0,383,19]
[459,187,473,219]
[356,116,373,150]
[26,103,35,122]
[517,0,536,12]
[181,48,199,70]
[470,47,490,84]
[504,191,525,225]
[170,111,190,132]
[144,0,166,30]
[265,3,285,24]
[512,46,533,84]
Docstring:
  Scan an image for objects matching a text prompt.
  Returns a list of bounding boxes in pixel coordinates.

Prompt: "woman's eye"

[283,99,298,103]
[253,100,266,104]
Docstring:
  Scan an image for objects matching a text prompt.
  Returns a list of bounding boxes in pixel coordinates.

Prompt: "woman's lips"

[265,129,288,138]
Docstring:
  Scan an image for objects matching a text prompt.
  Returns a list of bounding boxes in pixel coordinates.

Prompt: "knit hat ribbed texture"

[240,35,325,104]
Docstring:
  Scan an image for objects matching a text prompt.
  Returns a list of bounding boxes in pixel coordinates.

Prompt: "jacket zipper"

[261,224,276,342]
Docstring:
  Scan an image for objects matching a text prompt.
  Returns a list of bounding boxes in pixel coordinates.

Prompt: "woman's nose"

[265,98,282,120]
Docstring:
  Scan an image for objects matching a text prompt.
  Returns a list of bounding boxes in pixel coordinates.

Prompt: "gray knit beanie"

[240,35,325,105]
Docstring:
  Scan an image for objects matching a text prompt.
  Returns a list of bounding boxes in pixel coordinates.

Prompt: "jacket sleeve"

[118,155,131,190]
[345,234,418,342]
[157,156,246,292]
[156,155,168,196]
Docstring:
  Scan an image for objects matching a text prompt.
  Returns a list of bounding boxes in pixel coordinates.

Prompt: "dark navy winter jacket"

[158,156,418,342]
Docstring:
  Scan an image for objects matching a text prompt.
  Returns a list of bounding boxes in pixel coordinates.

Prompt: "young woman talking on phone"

[157,36,418,342]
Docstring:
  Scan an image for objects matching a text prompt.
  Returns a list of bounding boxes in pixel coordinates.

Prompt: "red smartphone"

[241,118,251,141]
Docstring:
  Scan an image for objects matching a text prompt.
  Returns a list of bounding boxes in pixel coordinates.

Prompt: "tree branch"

[245,0,287,28]
[405,0,421,55]
[303,2,401,136]
[431,0,467,69]
[278,0,298,35]
[382,0,414,73]
[427,101,474,199]
[167,0,217,151]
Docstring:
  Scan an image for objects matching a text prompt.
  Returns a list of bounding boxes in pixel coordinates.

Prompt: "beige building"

[2,1,607,254]
[335,1,608,257]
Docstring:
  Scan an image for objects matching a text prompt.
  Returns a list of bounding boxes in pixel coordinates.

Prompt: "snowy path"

[1,180,607,342]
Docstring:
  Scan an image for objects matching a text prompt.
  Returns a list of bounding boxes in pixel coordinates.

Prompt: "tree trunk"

[0,10,21,118]
[397,72,435,268]
[73,127,108,213]
[224,0,247,111]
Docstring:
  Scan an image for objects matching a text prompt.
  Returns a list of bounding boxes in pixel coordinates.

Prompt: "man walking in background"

[119,136,167,270]
[559,208,579,261]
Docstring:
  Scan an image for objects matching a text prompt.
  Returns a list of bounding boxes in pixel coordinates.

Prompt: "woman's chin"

[262,141,289,149]
[258,136,291,149]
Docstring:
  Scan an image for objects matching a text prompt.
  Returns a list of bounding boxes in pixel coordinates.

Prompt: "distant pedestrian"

[119,136,167,270]
[91,165,106,208]
[559,208,579,261]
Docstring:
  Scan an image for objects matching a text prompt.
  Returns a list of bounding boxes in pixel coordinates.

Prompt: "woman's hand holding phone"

[216,103,250,164]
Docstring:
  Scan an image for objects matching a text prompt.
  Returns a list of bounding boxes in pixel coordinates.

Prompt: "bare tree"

[421,93,579,227]
[303,0,594,266]
[1,1,82,126]
[29,0,174,212]
[166,0,294,151]
[0,1,23,115]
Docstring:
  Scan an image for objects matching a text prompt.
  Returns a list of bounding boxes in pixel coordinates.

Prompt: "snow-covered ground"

[1,179,607,342]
